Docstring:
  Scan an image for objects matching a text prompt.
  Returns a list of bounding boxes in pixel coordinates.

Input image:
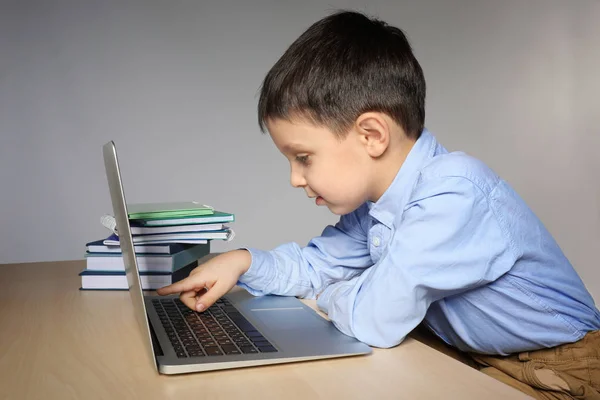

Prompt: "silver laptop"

[102,141,372,374]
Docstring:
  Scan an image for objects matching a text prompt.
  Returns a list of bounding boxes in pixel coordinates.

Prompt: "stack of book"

[80,202,235,290]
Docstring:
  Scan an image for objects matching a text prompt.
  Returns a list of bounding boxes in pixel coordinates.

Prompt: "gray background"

[1,0,598,302]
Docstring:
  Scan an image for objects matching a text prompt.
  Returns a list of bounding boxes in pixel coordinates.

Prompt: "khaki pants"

[411,327,600,399]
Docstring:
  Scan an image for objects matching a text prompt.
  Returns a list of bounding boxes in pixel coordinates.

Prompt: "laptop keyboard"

[152,297,278,358]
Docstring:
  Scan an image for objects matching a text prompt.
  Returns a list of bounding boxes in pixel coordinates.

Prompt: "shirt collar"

[367,129,441,228]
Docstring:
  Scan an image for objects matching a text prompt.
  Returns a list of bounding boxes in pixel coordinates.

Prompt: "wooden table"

[0,261,530,399]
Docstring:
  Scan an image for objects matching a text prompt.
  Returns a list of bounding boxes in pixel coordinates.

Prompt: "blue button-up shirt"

[238,129,600,355]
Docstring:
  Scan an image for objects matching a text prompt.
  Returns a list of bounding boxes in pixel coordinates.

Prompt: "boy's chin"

[325,203,359,216]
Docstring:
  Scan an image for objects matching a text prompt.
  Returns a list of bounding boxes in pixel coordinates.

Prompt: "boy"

[158,11,600,399]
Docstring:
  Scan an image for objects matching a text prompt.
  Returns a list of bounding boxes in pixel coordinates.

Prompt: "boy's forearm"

[220,249,252,275]
[237,243,341,299]
[237,219,372,298]
[237,245,315,298]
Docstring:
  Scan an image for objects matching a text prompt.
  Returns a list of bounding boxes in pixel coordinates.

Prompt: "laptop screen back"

[103,141,158,371]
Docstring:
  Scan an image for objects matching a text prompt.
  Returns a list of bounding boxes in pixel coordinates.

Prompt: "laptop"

[102,141,372,374]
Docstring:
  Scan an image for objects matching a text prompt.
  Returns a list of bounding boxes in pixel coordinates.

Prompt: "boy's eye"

[295,155,310,164]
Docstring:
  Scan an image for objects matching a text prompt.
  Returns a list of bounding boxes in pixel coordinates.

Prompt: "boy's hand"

[156,250,251,312]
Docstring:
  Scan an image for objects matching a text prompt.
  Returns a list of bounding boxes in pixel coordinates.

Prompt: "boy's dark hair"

[258,10,426,139]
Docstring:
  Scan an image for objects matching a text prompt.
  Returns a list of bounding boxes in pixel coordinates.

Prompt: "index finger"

[156,276,205,296]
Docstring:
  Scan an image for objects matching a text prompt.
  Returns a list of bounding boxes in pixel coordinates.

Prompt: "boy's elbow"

[329,307,411,349]
[357,331,406,349]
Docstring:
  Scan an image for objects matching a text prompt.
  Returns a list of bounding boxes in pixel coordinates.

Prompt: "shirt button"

[372,236,381,247]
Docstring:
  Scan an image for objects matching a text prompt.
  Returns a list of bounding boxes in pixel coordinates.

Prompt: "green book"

[138,211,235,226]
[127,201,214,220]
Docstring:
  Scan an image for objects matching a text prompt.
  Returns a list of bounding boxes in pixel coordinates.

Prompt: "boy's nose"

[290,169,306,188]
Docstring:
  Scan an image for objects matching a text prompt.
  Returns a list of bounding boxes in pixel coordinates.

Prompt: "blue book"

[79,262,195,290]
[84,242,210,272]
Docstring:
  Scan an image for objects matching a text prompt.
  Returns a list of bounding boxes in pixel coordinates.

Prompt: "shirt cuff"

[316,282,339,315]
[236,247,274,294]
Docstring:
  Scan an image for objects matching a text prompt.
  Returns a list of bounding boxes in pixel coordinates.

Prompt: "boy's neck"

[369,136,416,203]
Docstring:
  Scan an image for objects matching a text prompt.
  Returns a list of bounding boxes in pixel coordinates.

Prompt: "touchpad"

[251,309,324,330]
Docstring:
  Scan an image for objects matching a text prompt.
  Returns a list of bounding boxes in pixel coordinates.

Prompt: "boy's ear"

[355,112,390,158]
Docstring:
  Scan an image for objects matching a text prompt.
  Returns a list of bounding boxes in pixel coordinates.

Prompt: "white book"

[102,238,208,246]
[85,255,173,272]
[86,239,189,255]
[126,230,234,244]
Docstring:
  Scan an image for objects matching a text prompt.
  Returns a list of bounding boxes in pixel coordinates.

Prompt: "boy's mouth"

[315,196,325,206]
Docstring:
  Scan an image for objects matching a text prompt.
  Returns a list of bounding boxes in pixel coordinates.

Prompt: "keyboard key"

[221,344,241,355]
[205,347,222,356]
[240,346,259,354]
[227,313,256,332]
[187,348,204,357]
[249,337,267,344]
[258,345,278,353]
[249,335,267,343]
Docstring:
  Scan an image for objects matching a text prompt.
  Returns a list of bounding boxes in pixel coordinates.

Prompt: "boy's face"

[267,118,374,215]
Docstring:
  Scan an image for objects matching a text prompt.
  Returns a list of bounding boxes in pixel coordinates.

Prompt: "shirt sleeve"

[237,204,373,299]
[316,176,518,348]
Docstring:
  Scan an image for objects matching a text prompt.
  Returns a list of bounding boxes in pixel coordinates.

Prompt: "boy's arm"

[237,204,373,299]
[316,176,518,348]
